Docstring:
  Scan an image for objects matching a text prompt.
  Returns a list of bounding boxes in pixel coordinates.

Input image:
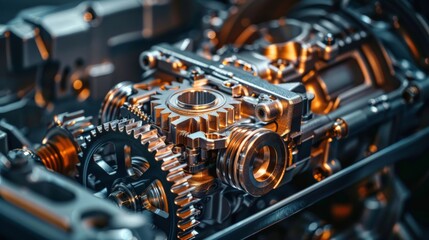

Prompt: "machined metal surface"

[1,0,429,239]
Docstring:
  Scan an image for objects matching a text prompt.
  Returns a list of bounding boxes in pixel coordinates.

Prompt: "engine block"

[1,0,429,239]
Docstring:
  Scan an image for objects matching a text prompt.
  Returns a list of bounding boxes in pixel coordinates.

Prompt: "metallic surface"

[206,126,429,239]
[77,119,199,239]
[1,0,429,239]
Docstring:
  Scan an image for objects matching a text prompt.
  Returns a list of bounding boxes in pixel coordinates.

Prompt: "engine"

[1,0,429,239]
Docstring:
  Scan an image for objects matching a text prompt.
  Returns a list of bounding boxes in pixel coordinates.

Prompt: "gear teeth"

[161,158,181,171]
[171,182,194,195]
[131,124,150,138]
[150,80,241,144]
[163,152,182,161]
[167,171,192,183]
[125,120,142,132]
[168,163,188,173]
[53,110,94,137]
[176,205,198,219]
[117,118,133,130]
[155,145,176,158]
[90,129,97,137]
[178,229,198,240]
[175,194,198,208]
[177,218,200,231]
[139,129,159,143]
[126,103,151,123]
[98,125,105,133]
[148,138,167,152]
[78,118,199,239]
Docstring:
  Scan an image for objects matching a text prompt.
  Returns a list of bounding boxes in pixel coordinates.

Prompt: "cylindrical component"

[217,126,289,196]
[339,110,367,137]
[36,130,79,175]
[108,179,168,216]
[99,82,134,124]
[140,50,160,70]
[36,111,93,176]
[108,189,136,211]
[255,100,283,122]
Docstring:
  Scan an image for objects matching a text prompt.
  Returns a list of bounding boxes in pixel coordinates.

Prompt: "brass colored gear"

[77,118,200,239]
[151,80,241,143]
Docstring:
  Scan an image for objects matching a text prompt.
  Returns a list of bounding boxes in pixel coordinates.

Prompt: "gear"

[120,102,152,123]
[151,80,241,143]
[51,110,94,142]
[77,118,200,240]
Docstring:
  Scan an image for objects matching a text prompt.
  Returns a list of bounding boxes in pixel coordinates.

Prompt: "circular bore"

[167,88,226,114]
[253,145,277,182]
[176,90,217,110]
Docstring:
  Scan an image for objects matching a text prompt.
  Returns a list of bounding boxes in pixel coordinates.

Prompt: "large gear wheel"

[151,80,241,143]
[77,118,200,239]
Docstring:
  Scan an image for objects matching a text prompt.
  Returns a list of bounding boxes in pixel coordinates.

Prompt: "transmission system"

[1,0,429,239]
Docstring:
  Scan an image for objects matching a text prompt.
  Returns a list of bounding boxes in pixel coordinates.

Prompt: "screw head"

[7,149,30,169]
[324,33,335,46]
[0,149,35,177]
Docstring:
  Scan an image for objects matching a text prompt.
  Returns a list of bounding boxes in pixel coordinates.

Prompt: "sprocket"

[77,118,200,239]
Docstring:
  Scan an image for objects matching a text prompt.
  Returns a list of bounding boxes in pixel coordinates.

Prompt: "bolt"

[0,149,35,176]
[332,119,347,139]
[190,67,205,80]
[403,85,420,104]
[324,33,335,46]
[7,149,31,169]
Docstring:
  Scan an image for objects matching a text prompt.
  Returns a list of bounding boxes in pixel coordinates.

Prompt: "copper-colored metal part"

[312,138,341,182]
[36,111,93,176]
[217,126,289,197]
[188,169,216,193]
[151,80,241,144]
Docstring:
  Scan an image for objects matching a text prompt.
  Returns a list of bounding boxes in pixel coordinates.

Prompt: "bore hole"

[257,108,266,119]
[253,146,276,182]
[177,90,217,109]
